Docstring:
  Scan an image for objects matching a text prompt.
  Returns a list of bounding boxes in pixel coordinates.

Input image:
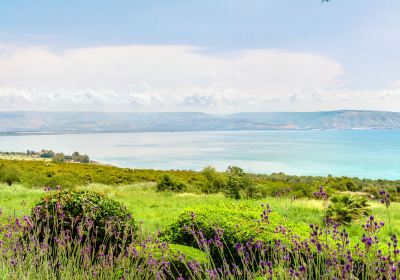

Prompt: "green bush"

[199,166,226,194]
[326,195,370,225]
[163,201,309,263]
[0,164,21,186]
[31,189,137,251]
[156,174,187,192]
[164,244,209,278]
[325,177,361,192]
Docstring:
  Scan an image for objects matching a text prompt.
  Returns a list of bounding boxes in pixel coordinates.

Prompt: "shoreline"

[1,127,400,137]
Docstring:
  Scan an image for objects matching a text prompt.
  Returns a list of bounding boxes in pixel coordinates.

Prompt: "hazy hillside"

[0,110,400,134]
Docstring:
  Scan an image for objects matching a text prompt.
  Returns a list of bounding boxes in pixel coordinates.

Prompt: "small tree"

[0,165,21,186]
[225,166,257,199]
[200,166,226,194]
[71,151,90,163]
[225,166,243,199]
[80,154,90,163]
[243,175,258,199]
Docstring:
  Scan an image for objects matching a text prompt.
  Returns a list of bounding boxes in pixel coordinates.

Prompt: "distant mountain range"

[1,110,400,134]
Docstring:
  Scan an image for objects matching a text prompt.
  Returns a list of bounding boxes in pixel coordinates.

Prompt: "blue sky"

[0,0,399,112]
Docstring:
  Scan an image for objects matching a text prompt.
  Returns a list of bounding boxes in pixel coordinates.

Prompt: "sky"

[0,0,399,113]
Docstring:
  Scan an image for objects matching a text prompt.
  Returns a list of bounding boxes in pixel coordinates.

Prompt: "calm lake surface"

[1,130,400,180]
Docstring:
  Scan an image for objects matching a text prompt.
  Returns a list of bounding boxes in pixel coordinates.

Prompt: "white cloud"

[0,44,398,112]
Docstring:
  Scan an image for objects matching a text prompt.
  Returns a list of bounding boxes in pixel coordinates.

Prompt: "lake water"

[1,130,400,180]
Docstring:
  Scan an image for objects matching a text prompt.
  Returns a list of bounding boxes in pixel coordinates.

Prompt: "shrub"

[325,177,361,192]
[163,244,209,278]
[326,194,370,225]
[30,189,137,252]
[163,201,309,263]
[156,174,187,192]
[0,164,21,186]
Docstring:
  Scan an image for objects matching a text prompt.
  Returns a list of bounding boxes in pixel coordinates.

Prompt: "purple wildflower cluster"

[0,188,399,279]
[379,190,391,208]
[313,186,328,200]
[260,203,271,224]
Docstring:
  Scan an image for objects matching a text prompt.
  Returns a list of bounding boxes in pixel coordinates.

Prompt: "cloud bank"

[0,44,399,112]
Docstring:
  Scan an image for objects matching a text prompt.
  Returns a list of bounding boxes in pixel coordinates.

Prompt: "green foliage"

[163,244,209,278]
[0,164,21,186]
[31,189,137,249]
[52,153,65,163]
[199,166,226,194]
[225,166,257,199]
[163,201,309,262]
[2,182,400,258]
[71,151,90,163]
[156,174,187,192]
[0,159,399,200]
[326,195,370,225]
[325,176,361,192]
[0,159,203,189]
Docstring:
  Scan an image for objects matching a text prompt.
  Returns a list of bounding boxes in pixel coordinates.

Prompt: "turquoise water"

[1,130,399,180]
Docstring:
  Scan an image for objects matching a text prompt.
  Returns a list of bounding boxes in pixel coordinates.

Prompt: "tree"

[80,154,90,163]
[243,175,257,199]
[52,153,65,163]
[225,166,244,199]
[225,166,257,199]
[71,151,90,163]
[0,165,21,186]
[201,166,226,194]
[71,151,81,161]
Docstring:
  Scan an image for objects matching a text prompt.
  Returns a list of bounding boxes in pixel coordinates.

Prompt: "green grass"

[0,183,44,219]
[3,182,398,244]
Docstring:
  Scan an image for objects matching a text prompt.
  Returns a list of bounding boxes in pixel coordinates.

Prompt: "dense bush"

[0,164,21,186]
[156,174,187,192]
[163,201,309,263]
[326,194,370,225]
[31,189,138,252]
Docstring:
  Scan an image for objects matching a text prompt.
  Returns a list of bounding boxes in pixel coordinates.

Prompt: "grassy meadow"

[1,181,398,243]
[1,159,400,279]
